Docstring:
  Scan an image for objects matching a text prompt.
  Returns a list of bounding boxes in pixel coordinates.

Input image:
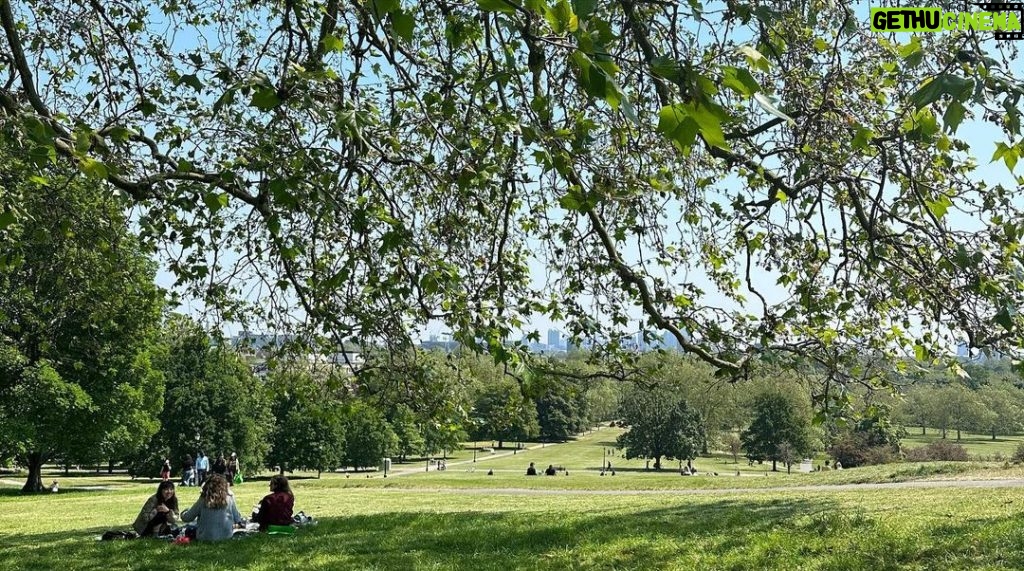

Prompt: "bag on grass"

[101,530,138,541]
[233,472,244,485]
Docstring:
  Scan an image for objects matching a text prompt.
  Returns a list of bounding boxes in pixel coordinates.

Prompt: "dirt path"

[362,478,1024,496]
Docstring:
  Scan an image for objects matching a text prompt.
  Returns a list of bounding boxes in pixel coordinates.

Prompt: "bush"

[829,433,896,468]
[904,441,969,462]
[1011,442,1024,464]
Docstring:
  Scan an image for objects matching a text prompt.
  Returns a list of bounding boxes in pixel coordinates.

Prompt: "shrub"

[904,441,969,462]
[1011,442,1024,464]
[829,433,896,468]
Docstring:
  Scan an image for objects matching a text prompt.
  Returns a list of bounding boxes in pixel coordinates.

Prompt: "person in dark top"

[544,464,557,476]
[526,462,537,476]
[252,475,295,531]
[212,454,227,476]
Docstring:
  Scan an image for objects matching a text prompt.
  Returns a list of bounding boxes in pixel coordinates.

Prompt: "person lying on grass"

[181,474,243,541]
[133,481,180,537]
[252,475,294,531]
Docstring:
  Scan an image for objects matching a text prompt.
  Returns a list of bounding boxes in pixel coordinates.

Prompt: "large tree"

[3,0,1024,396]
[616,383,705,470]
[741,385,815,471]
[0,150,164,492]
[264,365,347,475]
[149,315,272,477]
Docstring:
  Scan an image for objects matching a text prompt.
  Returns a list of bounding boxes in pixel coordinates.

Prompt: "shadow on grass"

[4,498,1024,571]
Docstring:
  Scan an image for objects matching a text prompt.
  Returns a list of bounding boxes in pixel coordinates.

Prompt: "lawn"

[902,428,1024,460]
[3,474,1024,570]
[4,427,1024,569]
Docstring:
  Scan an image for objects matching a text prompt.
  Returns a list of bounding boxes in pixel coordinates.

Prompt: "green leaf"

[651,56,682,82]
[179,74,203,92]
[720,66,760,96]
[688,103,729,150]
[203,192,229,212]
[737,45,770,72]
[925,195,952,219]
[477,0,519,14]
[371,0,400,17]
[545,0,577,33]
[321,34,344,53]
[908,74,972,110]
[996,306,1015,331]
[0,209,15,230]
[79,158,108,179]
[657,104,699,153]
[391,11,415,42]
[250,88,280,110]
[752,93,795,124]
[914,343,927,362]
[572,0,596,18]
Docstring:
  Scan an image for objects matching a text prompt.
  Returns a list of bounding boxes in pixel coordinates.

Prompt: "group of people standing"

[132,474,296,542]
[163,451,240,487]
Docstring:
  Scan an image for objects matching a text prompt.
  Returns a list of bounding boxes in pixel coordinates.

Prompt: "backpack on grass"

[101,530,138,541]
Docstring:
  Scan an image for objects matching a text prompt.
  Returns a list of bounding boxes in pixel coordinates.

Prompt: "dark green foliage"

[616,384,705,469]
[0,153,163,492]
[342,401,398,470]
[265,366,346,474]
[146,316,272,477]
[741,387,814,472]
[470,381,539,447]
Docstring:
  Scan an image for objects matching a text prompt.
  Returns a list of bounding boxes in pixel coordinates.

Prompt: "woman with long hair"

[252,475,295,531]
[132,481,180,537]
[181,474,242,541]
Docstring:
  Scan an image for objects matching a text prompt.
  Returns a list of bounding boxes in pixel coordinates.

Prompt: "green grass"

[4,475,1024,570]
[4,427,1024,569]
[902,428,1024,459]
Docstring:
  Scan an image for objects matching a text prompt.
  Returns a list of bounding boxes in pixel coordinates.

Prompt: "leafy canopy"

[2,0,1024,392]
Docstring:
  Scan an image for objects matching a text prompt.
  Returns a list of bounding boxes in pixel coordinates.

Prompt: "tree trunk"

[22,452,45,493]
[993,427,997,441]
[921,426,925,435]
[498,440,503,449]
[279,465,285,475]
[653,456,662,470]
[317,468,321,479]
[941,427,947,439]
[772,459,777,472]
[108,459,115,474]
[957,428,961,441]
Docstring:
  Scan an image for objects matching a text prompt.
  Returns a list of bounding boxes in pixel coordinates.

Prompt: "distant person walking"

[212,454,227,477]
[195,451,209,484]
[226,452,240,485]
[160,458,171,481]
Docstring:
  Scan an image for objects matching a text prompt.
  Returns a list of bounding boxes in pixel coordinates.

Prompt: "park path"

[363,478,1024,496]
[386,441,550,477]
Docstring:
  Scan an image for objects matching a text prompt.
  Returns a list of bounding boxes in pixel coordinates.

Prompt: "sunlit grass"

[3,476,1024,570]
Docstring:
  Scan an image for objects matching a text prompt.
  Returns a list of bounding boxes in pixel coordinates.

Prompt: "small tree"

[741,388,813,472]
[724,434,742,464]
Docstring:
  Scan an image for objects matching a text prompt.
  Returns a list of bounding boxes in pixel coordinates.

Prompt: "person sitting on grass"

[133,481,180,537]
[253,475,295,531]
[181,474,243,541]
[526,462,538,476]
[544,464,557,476]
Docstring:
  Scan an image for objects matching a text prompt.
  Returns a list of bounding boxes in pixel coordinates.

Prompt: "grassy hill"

[4,427,1024,569]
